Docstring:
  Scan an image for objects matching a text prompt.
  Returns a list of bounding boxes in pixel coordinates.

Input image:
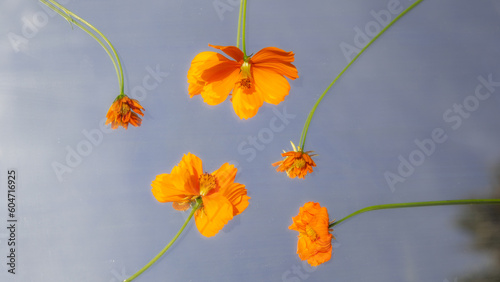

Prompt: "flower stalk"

[330,199,500,228]
[298,0,425,150]
[39,0,125,95]
[236,0,248,57]
[124,198,203,282]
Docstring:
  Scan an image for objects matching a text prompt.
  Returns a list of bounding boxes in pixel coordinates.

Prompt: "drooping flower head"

[289,202,334,266]
[105,94,145,130]
[187,44,299,119]
[273,141,316,179]
[151,153,250,237]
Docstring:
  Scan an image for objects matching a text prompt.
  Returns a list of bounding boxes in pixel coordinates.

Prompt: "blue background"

[1,0,500,281]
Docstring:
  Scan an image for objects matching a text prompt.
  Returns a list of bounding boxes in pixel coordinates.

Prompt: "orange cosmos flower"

[273,141,316,179]
[105,94,145,130]
[187,44,299,119]
[151,153,250,237]
[289,202,334,267]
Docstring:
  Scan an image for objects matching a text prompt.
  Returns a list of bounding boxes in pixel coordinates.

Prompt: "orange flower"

[151,153,250,237]
[105,95,145,129]
[187,44,299,119]
[273,141,316,179]
[289,202,334,266]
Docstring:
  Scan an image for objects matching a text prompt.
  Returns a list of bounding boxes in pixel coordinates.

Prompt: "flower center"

[293,157,306,169]
[239,78,252,90]
[120,103,130,115]
[238,61,253,91]
[305,225,318,241]
[199,173,217,195]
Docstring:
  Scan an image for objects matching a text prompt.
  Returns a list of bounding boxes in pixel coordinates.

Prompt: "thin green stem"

[298,0,424,150]
[124,199,202,282]
[40,0,122,88]
[241,0,248,57]
[236,0,244,49]
[329,199,500,228]
[45,0,125,95]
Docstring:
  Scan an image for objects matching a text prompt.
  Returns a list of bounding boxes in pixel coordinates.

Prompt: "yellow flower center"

[199,173,217,195]
[239,61,253,90]
[120,103,130,115]
[292,157,306,169]
[305,224,318,241]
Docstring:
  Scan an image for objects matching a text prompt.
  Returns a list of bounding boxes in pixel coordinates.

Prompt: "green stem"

[236,0,244,49]
[40,0,121,88]
[42,0,125,95]
[241,0,248,57]
[329,199,500,228]
[124,199,202,282]
[298,0,424,150]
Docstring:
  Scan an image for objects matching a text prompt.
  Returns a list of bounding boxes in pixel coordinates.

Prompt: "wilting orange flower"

[273,141,316,179]
[151,153,250,237]
[289,202,334,266]
[187,44,299,119]
[105,94,145,130]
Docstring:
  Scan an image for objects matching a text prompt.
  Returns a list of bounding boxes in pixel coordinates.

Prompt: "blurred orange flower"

[105,95,145,130]
[187,44,298,119]
[289,202,334,267]
[273,141,316,179]
[151,153,250,237]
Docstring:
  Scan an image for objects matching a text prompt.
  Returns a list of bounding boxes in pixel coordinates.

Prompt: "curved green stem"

[41,0,125,95]
[40,1,121,88]
[124,199,202,282]
[329,199,500,228]
[298,0,424,150]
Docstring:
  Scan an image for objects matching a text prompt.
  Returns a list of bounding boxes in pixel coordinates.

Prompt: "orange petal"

[200,60,241,82]
[200,68,240,105]
[297,235,316,260]
[151,153,205,203]
[195,194,233,237]
[188,52,227,80]
[231,86,263,119]
[129,98,145,111]
[151,172,194,202]
[253,67,291,105]
[212,163,237,189]
[211,163,250,216]
[251,47,296,64]
[209,44,245,62]
[307,245,332,267]
[253,62,298,80]
[177,153,203,195]
[188,51,228,96]
[188,81,205,97]
[221,182,250,216]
